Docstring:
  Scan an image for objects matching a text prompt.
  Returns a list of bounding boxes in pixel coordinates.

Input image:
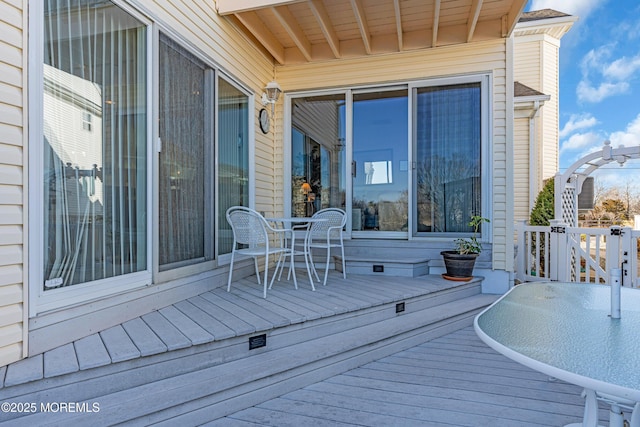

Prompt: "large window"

[42,0,148,290]
[414,82,482,234]
[36,0,250,311]
[158,34,211,270]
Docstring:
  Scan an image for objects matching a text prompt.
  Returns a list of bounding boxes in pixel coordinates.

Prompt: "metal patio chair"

[305,208,347,286]
[226,206,290,298]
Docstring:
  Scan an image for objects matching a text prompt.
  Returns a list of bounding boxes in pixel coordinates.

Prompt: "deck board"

[221,327,610,426]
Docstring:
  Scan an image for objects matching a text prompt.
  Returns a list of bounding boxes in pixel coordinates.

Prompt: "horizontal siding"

[514,118,530,222]
[541,41,559,180]
[277,39,509,270]
[0,0,23,368]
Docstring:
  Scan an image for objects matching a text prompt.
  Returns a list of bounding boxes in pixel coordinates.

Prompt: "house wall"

[0,0,27,368]
[513,33,561,202]
[275,39,511,272]
[13,0,280,360]
[514,116,531,221]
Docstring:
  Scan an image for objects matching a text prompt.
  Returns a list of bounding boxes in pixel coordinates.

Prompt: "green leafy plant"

[453,215,490,254]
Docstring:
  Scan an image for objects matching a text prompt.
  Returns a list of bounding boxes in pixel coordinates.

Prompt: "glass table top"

[475,282,640,398]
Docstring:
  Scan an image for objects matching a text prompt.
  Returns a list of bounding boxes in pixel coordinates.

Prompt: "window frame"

[28,0,155,316]
[409,73,492,240]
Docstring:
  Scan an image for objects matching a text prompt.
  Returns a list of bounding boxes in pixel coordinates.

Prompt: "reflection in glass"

[415,83,481,234]
[352,90,408,232]
[291,95,345,217]
[218,79,249,254]
[43,0,147,289]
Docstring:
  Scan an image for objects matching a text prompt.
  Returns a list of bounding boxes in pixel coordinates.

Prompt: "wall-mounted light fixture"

[261,81,282,117]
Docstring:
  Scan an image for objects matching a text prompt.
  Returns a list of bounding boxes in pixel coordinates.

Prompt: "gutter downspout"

[529,100,542,211]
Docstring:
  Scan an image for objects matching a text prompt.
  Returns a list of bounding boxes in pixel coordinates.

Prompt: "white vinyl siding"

[514,117,531,221]
[0,0,26,367]
[277,39,509,270]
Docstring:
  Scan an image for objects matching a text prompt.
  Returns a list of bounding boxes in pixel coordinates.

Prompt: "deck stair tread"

[140,310,194,351]
[6,292,495,425]
[153,306,214,346]
[99,325,141,363]
[43,343,78,378]
[73,334,111,371]
[121,317,168,357]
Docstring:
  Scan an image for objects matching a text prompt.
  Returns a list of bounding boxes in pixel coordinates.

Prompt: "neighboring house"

[0,0,574,369]
[513,9,576,221]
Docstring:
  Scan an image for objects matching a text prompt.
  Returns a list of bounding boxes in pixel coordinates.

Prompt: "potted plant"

[441,215,490,281]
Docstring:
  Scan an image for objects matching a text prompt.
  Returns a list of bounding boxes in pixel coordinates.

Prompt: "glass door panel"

[352,90,408,234]
[291,94,345,217]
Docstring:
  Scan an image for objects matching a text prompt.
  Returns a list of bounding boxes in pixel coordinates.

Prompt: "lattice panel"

[561,187,577,227]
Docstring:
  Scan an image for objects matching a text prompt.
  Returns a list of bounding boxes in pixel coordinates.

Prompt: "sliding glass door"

[287,76,487,240]
[352,89,408,235]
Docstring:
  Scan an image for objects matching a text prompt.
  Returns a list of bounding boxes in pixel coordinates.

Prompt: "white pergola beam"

[393,0,403,51]
[273,6,313,61]
[235,11,286,64]
[432,0,441,47]
[350,0,371,54]
[467,0,483,42]
[309,0,341,59]
[217,0,302,15]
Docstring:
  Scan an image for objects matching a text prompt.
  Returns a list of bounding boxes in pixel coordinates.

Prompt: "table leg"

[565,389,602,427]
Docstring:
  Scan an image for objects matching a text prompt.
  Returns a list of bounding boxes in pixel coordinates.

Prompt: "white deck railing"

[515,221,640,288]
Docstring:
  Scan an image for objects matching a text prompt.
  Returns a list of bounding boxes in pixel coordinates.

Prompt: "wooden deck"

[211,327,611,427]
[0,272,617,425]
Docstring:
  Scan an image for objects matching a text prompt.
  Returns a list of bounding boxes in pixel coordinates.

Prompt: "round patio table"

[474,282,640,427]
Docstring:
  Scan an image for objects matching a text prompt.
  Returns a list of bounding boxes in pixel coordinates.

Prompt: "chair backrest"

[226,207,269,246]
[309,208,347,240]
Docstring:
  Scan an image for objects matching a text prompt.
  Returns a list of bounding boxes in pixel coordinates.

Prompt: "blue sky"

[526,0,640,188]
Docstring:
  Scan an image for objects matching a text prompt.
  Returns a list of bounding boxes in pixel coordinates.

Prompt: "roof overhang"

[216,0,529,65]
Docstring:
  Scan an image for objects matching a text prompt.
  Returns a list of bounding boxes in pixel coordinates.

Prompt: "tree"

[530,179,554,226]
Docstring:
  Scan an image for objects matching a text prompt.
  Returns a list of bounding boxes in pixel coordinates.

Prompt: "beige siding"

[0,0,25,367]
[276,39,510,270]
[541,38,559,180]
[514,32,563,207]
[514,117,530,221]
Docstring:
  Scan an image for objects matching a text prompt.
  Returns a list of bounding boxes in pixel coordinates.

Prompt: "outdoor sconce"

[261,81,282,117]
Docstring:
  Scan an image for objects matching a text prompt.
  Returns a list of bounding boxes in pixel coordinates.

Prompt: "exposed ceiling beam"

[309,0,341,59]
[350,0,371,54]
[432,0,441,47]
[217,0,302,15]
[467,0,483,42]
[393,0,403,51]
[504,0,528,36]
[272,5,313,61]
[234,11,286,64]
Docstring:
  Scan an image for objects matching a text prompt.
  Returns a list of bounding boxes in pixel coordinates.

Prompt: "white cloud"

[603,54,640,80]
[576,80,629,103]
[576,45,639,103]
[528,0,605,20]
[560,131,602,154]
[609,113,640,146]
[559,113,598,139]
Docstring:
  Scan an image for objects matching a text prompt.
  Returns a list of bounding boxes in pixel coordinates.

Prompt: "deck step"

[336,256,429,277]
[2,292,497,426]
